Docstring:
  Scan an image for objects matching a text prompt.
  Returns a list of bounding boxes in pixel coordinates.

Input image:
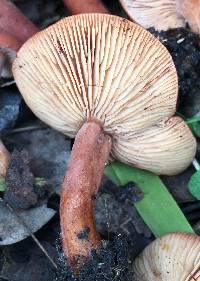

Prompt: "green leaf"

[186,111,200,124]
[189,122,200,138]
[0,177,6,192]
[185,111,200,138]
[176,112,186,120]
[35,177,47,187]
[105,161,194,237]
[188,171,200,200]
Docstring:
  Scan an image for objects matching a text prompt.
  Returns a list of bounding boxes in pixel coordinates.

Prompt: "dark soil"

[55,235,133,281]
[4,149,37,209]
[149,27,200,117]
[4,149,49,209]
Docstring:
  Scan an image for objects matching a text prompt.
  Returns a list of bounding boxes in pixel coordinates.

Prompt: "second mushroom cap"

[133,232,200,281]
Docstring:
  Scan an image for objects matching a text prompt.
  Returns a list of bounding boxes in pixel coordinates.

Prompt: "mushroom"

[0,0,38,78]
[133,232,200,281]
[0,139,10,178]
[119,0,186,31]
[63,0,108,14]
[119,0,200,34]
[12,14,196,268]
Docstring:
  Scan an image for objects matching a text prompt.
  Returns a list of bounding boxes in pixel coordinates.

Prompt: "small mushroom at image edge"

[119,0,200,34]
[133,232,200,281]
[12,14,196,269]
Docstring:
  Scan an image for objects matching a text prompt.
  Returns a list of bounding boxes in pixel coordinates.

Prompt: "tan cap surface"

[13,14,196,175]
[133,232,200,281]
[120,0,186,31]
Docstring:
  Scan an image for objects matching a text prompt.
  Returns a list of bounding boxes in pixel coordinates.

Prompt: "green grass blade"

[0,177,6,192]
[105,161,194,237]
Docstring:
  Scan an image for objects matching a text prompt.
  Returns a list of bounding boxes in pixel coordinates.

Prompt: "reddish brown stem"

[60,121,112,268]
[0,0,38,43]
[63,0,109,14]
[0,31,22,77]
[0,31,21,51]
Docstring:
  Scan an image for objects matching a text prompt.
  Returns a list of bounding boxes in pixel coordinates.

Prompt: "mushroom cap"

[119,0,186,31]
[13,14,196,175]
[113,116,196,175]
[0,31,21,78]
[133,232,200,281]
[176,0,200,34]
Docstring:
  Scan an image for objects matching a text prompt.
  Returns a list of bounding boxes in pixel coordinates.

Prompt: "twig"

[104,197,110,241]
[0,198,57,269]
[9,125,47,134]
[0,80,16,87]
[193,158,200,171]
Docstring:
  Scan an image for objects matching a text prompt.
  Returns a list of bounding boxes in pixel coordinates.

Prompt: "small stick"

[1,80,16,87]
[104,197,110,241]
[192,158,200,171]
[9,125,47,134]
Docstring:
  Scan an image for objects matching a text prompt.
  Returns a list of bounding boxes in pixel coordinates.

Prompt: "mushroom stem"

[0,0,38,43]
[0,31,21,78]
[60,121,112,268]
[63,0,108,14]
